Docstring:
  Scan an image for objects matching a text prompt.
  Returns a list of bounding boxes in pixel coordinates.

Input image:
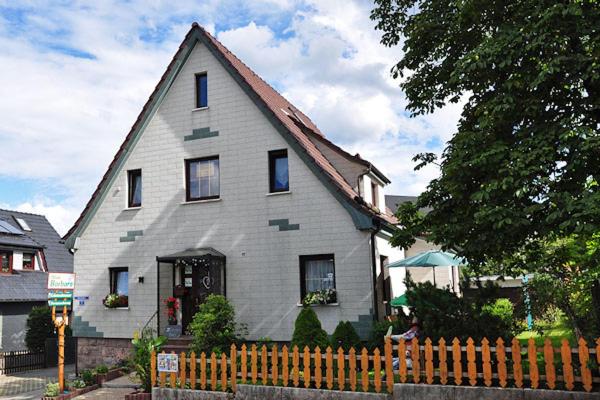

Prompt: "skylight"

[15,217,31,231]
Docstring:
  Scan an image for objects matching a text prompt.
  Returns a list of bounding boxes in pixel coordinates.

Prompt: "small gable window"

[185,156,220,201]
[0,251,12,274]
[128,169,142,208]
[22,253,35,270]
[196,73,208,108]
[269,149,289,193]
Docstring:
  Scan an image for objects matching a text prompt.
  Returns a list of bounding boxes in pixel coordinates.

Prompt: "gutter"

[370,219,382,322]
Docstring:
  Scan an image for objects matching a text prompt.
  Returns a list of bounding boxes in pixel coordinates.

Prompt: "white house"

[63,23,402,368]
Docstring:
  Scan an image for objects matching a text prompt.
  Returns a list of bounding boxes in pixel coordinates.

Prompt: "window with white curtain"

[300,254,335,299]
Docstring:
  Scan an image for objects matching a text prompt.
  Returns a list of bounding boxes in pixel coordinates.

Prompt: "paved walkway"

[0,365,75,398]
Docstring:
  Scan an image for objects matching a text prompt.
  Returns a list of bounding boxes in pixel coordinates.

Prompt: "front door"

[179,260,222,332]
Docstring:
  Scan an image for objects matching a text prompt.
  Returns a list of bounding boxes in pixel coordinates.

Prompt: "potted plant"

[302,288,337,306]
[164,297,178,325]
[103,294,129,308]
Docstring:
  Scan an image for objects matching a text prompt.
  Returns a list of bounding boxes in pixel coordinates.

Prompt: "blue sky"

[0,1,461,234]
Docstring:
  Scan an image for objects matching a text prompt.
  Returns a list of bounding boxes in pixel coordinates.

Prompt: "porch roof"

[156,247,225,262]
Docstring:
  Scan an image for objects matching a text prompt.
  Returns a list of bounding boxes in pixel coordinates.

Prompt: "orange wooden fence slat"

[411,338,420,384]
[160,369,166,388]
[304,347,311,389]
[373,348,382,393]
[481,338,492,387]
[466,338,476,386]
[452,338,462,386]
[361,348,369,392]
[179,352,186,389]
[210,352,217,391]
[251,344,258,385]
[314,346,322,389]
[349,347,356,392]
[240,344,247,384]
[527,338,539,389]
[511,338,523,389]
[496,338,507,388]
[230,345,237,392]
[425,338,434,385]
[190,351,196,390]
[169,351,177,388]
[220,353,227,392]
[561,339,574,390]
[384,337,394,393]
[597,338,600,365]
[543,339,555,390]
[325,347,333,390]
[578,337,592,392]
[282,345,289,387]
[271,344,278,387]
[438,338,447,385]
[150,351,156,388]
[337,347,345,391]
[261,345,268,386]
[398,339,407,383]
[200,352,206,390]
[292,345,300,388]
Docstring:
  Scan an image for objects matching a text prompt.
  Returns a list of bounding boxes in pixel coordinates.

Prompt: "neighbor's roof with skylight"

[15,217,32,231]
[0,220,24,235]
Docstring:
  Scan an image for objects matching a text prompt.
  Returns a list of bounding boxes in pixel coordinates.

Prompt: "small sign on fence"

[157,353,179,373]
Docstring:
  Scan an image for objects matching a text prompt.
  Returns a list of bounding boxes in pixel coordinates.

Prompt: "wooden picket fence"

[150,336,600,394]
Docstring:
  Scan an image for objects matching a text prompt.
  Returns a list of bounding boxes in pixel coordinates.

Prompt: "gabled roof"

[0,209,73,273]
[63,23,396,245]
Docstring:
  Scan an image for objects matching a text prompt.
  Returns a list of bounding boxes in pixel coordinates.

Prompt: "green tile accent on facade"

[119,230,143,242]
[350,313,374,339]
[268,219,300,231]
[71,315,104,338]
[184,127,219,141]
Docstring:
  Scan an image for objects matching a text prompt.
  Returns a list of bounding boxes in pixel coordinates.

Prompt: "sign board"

[48,290,73,299]
[48,299,72,307]
[157,353,179,373]
[48,273,76,290]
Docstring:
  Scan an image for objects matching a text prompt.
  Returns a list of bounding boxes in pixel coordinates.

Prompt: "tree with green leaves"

[371,0,600,337]
[25,306,56,352]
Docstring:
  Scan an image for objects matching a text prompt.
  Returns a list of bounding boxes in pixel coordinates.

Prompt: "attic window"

[15,217,31,231]
[371,182,379,207]
[0,251,12,274]
[196,73,208,108]
[22,253,35,270]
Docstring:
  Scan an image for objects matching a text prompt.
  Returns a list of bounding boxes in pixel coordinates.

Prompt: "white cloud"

[0,200,77,236]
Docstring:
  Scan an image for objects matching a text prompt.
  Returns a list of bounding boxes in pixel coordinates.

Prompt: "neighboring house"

[62,23,401,368]
[0,210,73,351]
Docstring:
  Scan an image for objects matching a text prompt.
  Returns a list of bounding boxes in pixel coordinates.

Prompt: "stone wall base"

[152,388,233,399]
[236,385,391,400]
[77,337,132,370]
[393,384,598,400]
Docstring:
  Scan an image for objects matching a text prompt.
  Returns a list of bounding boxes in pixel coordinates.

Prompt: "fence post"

[325,347,333,390]
[150,350,156,388]
[293,345,300,387]
[496,338,507,388]
[527,338,539,389]
[511,338,523,388]
[452,338,462,386]
[179,352,186,389]
[425,338,434,385]
[466,338,476,386]
[385,337,394,393]
[361,348,369,392]
[349,347,357,392]
[210,352,217,391]
[411,338,420,384]
[251,344,258,385]
[314,346,322,389]
[398,339,407,383]
[543,339,555,390]
[374,348,382,393]
[230,345,237,392]
[261,345,268,386]
[578,338,592,392]
[304,346,311,389]
[190,351,196,390]
[337,347,345,391]
[438,338,447,385]
[481,338,491,387]
[221,353,227,392]
[271,344,278,386]
[560,339,574,390]
[200,352,207,390]
[282,345,289,387]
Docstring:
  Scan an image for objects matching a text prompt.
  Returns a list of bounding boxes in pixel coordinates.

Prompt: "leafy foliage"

[367,317,408,351]
[330,321,361,352]
[131,328,166,393]
[80,369,96,386]
[103,294,128,308]
[302,289,337,306]
[25,306,56,352]
[189,294,246,355]
[371,0,600,270]
[44,382,60,397]
[291,307,329,351]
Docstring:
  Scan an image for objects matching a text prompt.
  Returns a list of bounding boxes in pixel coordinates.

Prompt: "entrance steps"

[162,336,193,354]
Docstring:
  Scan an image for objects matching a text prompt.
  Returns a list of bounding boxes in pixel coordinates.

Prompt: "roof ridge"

[0,207,45,217]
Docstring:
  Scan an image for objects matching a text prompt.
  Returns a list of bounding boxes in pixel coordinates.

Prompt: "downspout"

[156,258,160,334]
[371,220,382,322]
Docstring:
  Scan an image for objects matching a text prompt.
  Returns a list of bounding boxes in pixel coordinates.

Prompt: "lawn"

[516,320,576,347]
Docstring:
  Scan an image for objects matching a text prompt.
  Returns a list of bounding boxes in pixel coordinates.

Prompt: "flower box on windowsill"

[103,294,129,309]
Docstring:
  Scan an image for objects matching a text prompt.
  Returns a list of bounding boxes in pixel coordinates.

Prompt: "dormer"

[359,172,387,211]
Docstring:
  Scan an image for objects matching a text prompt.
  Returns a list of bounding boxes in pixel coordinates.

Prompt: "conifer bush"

[291,307,329,351]
[331,321,362,352]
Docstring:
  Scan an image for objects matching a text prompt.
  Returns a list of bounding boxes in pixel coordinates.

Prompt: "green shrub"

[68,379,86,389]
[25,306,56,352]
[44,382,60,397]
[131,328,167,393]
[291,307,329,351]
[189,295,246,355]
[331,321,361,352]
[367,318,407,351]
[94,364,109,374]
[80,369,96,386]
[256,337,273,349]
